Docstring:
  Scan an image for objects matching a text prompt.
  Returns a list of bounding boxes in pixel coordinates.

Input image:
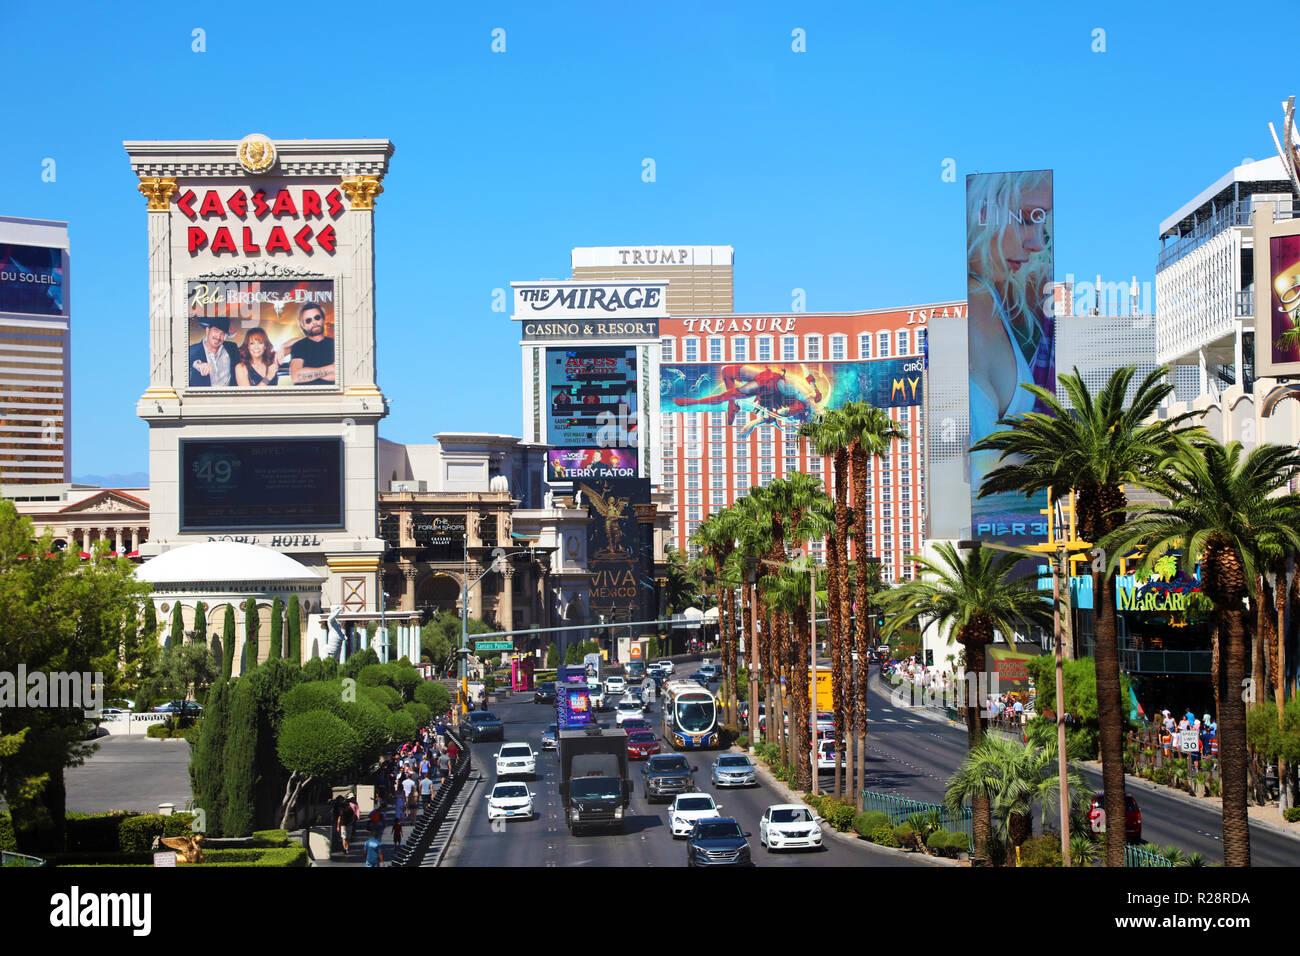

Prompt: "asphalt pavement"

[443,689,939,868]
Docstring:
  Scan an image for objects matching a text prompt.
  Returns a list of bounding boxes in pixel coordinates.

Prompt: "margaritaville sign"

[1118,581,1201,613]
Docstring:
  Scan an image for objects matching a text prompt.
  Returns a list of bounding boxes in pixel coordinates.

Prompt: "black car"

[461,711,504,742]
[641,753,697,802]
[686,817,752,867]
[534,682,557,704]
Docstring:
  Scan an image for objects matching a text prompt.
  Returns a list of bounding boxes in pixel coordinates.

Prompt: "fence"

[1124,843,1174,867]
[390,728,472,868]
[1,851,45,867]
[858,788,974,853]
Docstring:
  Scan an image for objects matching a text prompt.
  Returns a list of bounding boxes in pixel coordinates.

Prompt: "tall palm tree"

[690,512,738,724]
[840,401,905,800]
[880,542,1052,865]
[733,489,778,750]
[969,364,1201,867]
[763,562,815,791]
[1103,440,1300,866]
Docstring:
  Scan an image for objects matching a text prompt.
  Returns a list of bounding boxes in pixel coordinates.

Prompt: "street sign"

[1178,730,1200,754]
[475,640,514,651]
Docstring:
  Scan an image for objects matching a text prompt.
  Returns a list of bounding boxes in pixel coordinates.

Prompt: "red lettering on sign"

[317,224,337,253]
[241,227,261,254]
[264,226,291,254]
[210,227,237,255]
[293,225,314,253]
[176,190,197,219]
[198,190,225,218]
[187,227,207,253]
[251,189,270,218]
[271,189,298,217]
[326,188,344,217]
[301,189,322,217]
[226,189,248,217]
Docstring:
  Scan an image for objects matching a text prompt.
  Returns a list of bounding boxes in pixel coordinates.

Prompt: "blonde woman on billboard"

[966,170,1054,517]
[234,328,280,387]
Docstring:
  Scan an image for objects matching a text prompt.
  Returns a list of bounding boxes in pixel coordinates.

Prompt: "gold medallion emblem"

[237,133,277,174]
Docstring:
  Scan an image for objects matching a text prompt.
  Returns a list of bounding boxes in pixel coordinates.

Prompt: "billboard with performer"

[582,478,654,628]
[186,279,337,388]
[965,169,1055,542]
[546,347,638,449]
[660,359,922,436]
[1254,213,1300,379]
[547,448,637,481]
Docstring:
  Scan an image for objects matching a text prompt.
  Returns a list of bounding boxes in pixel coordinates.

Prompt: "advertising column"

[965,170,1054,542]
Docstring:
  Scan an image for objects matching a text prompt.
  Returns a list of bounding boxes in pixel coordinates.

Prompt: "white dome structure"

[137,541,324,586]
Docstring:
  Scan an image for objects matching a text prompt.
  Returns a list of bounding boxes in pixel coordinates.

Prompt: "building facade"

[571,245,733,317]
[0,217,70,483]
[3,482,149,555]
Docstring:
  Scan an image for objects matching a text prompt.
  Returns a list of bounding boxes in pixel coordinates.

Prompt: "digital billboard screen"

[582,478,655,628]
[557,683,594,729]
[180,438,344,530]
[0,243,64,316]
[545,347,638,450]
[1265,233,1300,371]
[965,170,1054,542]
[186,279,336,388]
[547,447,637,481]
[660,359,922,436]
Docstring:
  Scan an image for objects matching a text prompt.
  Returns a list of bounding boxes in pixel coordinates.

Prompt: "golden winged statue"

[579,482,631,560]
[157,832,205,863]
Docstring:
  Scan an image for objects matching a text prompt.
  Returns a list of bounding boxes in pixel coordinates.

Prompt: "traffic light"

[875,612,885,629]
[924,649,934,667]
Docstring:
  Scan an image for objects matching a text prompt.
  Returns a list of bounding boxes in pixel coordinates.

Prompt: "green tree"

[268,597,283,661]
[277,711,362,829]
[1104,439,1300,866]
[286,595,301,665]
[546,643,560,668]
[971,364,1199,866]
[663,545,703,614]
[1024,655,1135,758]
[221,604,236,679]
[169,602,183,651]
[148,642,220,715]
[243,597,259,672]
[222,678,259,837]
[191,678,231,836]
[880,542,1052,865]
[193,601,208,643]
[243,658,301,829]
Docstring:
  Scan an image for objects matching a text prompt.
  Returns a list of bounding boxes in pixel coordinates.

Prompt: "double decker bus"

[662,679,719,749]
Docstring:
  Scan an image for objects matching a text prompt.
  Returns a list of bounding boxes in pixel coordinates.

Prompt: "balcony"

[1157,199,1295,272]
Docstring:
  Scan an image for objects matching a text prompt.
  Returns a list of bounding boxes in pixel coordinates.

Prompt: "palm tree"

[691,514,735,723]
[733,491,775,749]
[1102,439,1300,866]
[969,365,1201,867]
[763,562,816,791]
[880,542,1052,865]
[840,401,905,799]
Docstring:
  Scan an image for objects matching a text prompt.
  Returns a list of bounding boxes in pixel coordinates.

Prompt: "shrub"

[1017,834,1063,867]
[1284,807,1300,823]
[736,735,750,750]
[822,800,856,833]
[414,681,450,715]
[174,722,202,744]
[146,723,172,739]
[0,814,17,853]
[853,811,891,838]
[361,684,403,712]
[65,812,133,853]
[925,829,968,858]
[251,829,290,847]
[277,711,362,780]
[1151,765,1170,786]
[892,824,918,850]
[222,678,258,837]
[358,664,388,687]
[118,812,196,854]
[868,824,899,847]
[403,701,432,731]
[388,708,417,743]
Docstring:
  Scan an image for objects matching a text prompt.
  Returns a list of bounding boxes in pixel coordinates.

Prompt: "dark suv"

[686,817,752,867]
[534,682,556,704]
[641,754,697,802]
[461,711,504,742]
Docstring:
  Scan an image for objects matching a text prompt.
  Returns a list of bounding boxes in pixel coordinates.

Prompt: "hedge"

[58,846,308,868]
[0,814,15,853]
[251,829,290,847]
[892,823,919,850]
[118,812,197,854]
[853,810,891,838]
[868,824,899,847]
[65,811,133,852]
[925,829,968,858]
[821,800,856,833]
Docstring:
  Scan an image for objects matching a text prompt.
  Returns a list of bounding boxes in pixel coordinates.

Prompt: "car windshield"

[501,746,531,758]
[494,784,528,798]
[629,733,656,743]
[571,778,621,801]
[648,756,690,773]
[695,820,742,840]
[476,713,498,722]
[771,808,811,823]
[618,702,639,711]
[676,699,715,732]
[676,797,714,812]
[545,724,557,734]
[718,756,750,768]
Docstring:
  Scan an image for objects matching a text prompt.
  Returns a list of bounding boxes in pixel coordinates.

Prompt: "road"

[444,689,943,868]
[863,679,1299,866]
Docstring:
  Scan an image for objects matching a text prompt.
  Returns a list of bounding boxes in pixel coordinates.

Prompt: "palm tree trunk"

[1220,607,1252,866]
[1093,567,1127,869]
[714,563,728,725]
[827,533,844,799]
[1278,559,1291,812]
[792,604,812,792]
[964,638,992,866]
[1251,581,1270,713]
[765,607,778,751]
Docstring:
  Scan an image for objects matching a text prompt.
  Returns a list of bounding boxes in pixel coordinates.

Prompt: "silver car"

[711,753,758,788]
[541,723,558,751]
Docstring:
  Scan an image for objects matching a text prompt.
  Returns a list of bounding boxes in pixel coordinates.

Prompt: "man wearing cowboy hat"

[189,314,241,386]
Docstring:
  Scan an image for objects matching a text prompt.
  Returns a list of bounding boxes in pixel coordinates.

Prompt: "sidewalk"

[315,774,453,867]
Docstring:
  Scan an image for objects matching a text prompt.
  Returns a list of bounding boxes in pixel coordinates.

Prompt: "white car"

[816,739,837,771]
[614,698,645,726]
[485,782,535,821]
[653,660,675,676]
[605,676,627,696]
[667,793,722,838]
[587,681,607,710]
[711,753,758,788]
[495,743,536,780]
[759,804,823,851]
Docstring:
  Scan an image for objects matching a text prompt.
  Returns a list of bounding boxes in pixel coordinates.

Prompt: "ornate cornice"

[138,177,178,211]
[196,262,328,280]
[340,176,384,210]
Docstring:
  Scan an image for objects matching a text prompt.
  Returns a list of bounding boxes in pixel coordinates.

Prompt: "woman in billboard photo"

[965,170,1054,528]
[234,328,280,387]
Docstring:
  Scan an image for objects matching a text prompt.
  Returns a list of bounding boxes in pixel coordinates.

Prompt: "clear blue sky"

[1,1,1292,478]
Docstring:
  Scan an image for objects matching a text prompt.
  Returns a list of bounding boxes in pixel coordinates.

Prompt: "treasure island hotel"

[571,245,963,583]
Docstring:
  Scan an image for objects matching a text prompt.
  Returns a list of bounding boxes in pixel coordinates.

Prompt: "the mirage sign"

[512,280,668,321]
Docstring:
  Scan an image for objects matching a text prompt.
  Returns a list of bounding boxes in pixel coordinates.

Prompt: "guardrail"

[93,713,171,735]
[1124,843,1174,867]
[1,851,46,867]
[858,788,974,853]
[390,729,471,868]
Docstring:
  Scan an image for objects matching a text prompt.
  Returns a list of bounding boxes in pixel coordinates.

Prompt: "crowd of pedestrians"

[1154,707,1219,766]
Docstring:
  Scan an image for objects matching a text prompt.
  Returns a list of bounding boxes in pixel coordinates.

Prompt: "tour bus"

[661,679,719,749]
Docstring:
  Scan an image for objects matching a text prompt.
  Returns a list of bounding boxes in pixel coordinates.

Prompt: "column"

[1234,325,1244,389]
[339,175,384,393]
[402,566,418,611]
[499,565,514,633]
[137,177,178,395]
[1198,348,1208,396]
[114,528,123,553]
[131,528,140,552]
[470,570,483,621]
[82,529,90,553]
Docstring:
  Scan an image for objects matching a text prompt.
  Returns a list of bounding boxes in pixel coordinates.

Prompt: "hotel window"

[709,411,725,426]
[663,459,675,473]
[663,475,676,489]
[708,337,724,362]
[661,337,675,362]
[757,336,773,361]
[830,335,847,360]
[858,333,871,359]
[806,336,822,361]
[686,460,701,474]
[662,427,675,444]
[688,508,701,522]
[760,426,774,441]
[759,442,774,457]
[662,412,677,427]
[687,491,701,506]
[782,336,797,360]
[782,426,798,441]
[786,460,799,474]
[897,329,909,355]
[881,502,892,518]
[901,502,911,517]
[684,338,699,362]
[710,427,724,443]
[902,518,912,532]
[711,444,725,459]
[711,473,725,489]
[686,425,700,442]
[732,337,748,361]
[881,472,891,486]
[760,474,774,487]
[760,460,774,473]
[863,503,873,519]
[685,443,701,458]
[877,331,890,357]
[809,457,822,473]
[900,485,911,500]
[687,474,700,489]
[882,519,893,533]
[711,490,726,506]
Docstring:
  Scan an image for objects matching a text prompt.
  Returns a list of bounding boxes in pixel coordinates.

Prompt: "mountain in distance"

[71,472,149,488]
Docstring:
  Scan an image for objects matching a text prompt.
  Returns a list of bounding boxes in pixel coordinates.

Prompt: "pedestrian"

[368,805,383,840]
[401,774,416,818]
[336,797,355,854]
[447,740,460,764]
[420,753,432,778]
[364,831,384,868]
[419,773,434,810]
[438,748,452,781]
[394,790,406,824]
[392,814,403,846]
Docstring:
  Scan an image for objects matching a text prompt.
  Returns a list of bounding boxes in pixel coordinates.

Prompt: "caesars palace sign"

[176,185,347,255]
